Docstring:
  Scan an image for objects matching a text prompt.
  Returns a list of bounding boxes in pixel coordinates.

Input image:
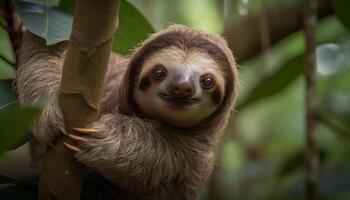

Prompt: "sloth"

[16,25,238,199]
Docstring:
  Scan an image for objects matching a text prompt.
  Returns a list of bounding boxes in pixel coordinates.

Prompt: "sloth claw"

[72,127,98,134]
[62,141,81,153]
[60,127,87,142]
[59,127,68,135]
[67,133,87,142]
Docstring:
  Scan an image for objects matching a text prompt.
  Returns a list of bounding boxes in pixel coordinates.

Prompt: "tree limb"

[303,0,319,199]
[224,0,332,63]
[38,1,121,199]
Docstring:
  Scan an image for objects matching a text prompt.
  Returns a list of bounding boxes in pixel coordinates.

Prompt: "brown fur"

[16,25,238,199]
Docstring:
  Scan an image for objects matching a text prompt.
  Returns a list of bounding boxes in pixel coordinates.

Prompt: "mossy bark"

[39,1,121,199]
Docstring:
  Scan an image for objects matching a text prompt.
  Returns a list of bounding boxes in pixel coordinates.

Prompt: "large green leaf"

[112,0,155,55]
[0,81,47,152]
[333,0,350,31]
[14,0,73,45]
[0,106,40,154]
[0,63,15,80]
[0,28,15,80]
[238,56,303,110]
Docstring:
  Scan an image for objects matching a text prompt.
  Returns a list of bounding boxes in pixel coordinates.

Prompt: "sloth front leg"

[16,32,67,144]
[60,113,184,192]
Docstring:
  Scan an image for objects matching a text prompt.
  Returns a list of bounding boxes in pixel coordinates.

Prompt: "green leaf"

[238,56,303,110]
[333,0,350,31]
[58,0,76,13]
[0,27,15,78]
[14,0,73,45]
[0,106,41,154]
[0,63,15,80]
[112,0,155,55]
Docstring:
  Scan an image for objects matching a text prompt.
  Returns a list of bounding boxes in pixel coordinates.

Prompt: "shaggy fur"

[16,25,238,200]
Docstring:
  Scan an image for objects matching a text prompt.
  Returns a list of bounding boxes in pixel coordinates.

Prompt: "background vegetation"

[0,0,349,199]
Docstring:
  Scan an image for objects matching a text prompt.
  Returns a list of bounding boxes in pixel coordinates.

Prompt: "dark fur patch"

[138,76,151,91]
[211,89,222,105]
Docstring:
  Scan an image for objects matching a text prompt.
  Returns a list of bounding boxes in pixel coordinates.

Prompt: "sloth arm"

[16,32,67,143]
[72,113,187,192]
[16,32,125,143]
[69,113,215,199]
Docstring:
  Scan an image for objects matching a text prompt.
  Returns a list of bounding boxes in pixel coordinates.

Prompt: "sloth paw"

[60,127,98,153]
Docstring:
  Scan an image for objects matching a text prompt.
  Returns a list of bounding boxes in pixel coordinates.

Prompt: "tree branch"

[303,0,319,199]
[38,1,121,199]
[224,0,332,63]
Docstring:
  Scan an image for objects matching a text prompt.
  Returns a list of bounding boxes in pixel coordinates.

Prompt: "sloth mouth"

[159,93,200,107]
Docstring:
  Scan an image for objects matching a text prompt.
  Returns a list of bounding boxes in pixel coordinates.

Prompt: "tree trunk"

[39,1,121,199]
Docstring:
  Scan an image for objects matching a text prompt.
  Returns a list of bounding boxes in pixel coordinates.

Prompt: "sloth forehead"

[139,46,224,78]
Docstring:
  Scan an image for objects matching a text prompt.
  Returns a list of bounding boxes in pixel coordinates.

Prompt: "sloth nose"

[167,81,193,98]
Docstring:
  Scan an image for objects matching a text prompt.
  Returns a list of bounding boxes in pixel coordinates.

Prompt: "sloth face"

[134,47,225,127]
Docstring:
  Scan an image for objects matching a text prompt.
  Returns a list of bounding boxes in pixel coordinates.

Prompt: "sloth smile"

[159,93,200,107]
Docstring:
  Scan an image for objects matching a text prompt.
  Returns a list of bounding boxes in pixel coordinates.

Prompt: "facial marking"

[138,76,151,91]
[211,89,222,105]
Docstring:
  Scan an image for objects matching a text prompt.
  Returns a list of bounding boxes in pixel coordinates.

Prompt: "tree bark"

[303,0,319,200]
[39,1,120,199]
[224,0,332,63]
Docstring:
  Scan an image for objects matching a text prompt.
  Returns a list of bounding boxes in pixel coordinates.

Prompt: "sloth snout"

[167,81,194,98]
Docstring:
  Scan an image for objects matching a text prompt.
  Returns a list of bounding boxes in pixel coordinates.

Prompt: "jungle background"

[0,0,350,199]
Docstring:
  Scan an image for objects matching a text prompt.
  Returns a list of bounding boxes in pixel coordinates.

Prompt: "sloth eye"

[151,66,167,80]
[200,75,215,89]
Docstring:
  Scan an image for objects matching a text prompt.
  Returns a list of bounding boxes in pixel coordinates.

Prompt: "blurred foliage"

[333,0,350,31]
[0,0,350,199]
[237,56,303,110]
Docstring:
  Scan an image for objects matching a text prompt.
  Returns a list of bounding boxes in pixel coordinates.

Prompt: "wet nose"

[167,81,193,98]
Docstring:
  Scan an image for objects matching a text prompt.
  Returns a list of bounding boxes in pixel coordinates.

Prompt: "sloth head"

[120,25,238,128]
[133,47,225,127]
